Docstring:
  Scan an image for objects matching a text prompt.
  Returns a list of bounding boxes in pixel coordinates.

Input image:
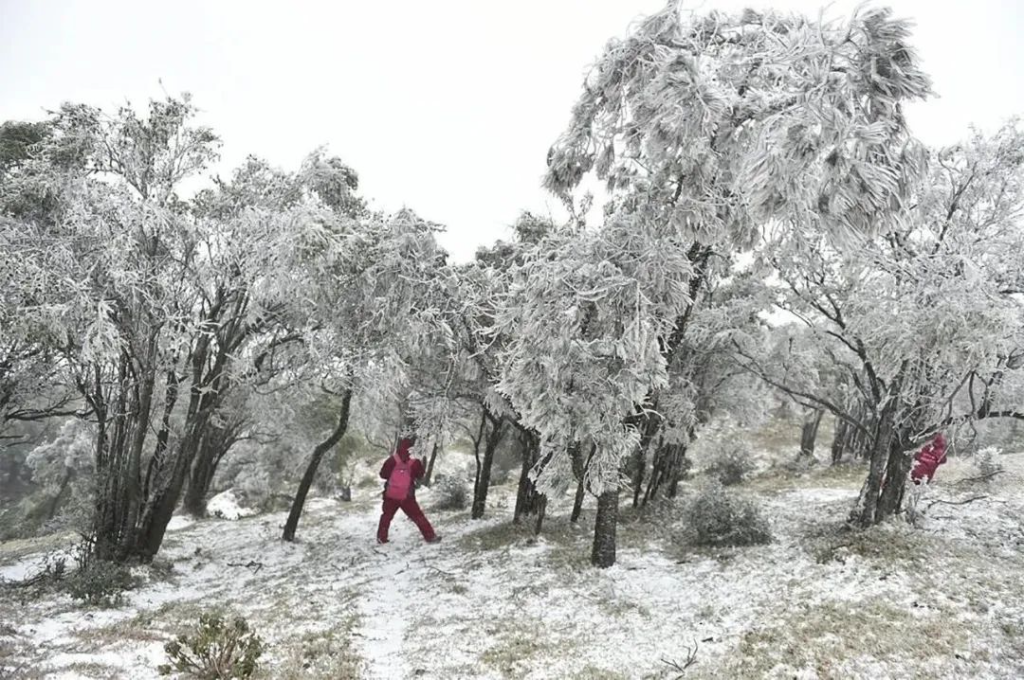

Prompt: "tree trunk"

[852,364,907,527]
[665,443,689,499]
[282,390,353,542]
[472,414,505,520]
[876,433,914,521]
[134,352,228,561]
[591,487,619,568]
[631,446,645,508]
[830,416,848,465]
[533,494,547,535]
[513,431,540,523]
[570,444,595,523]
[470,409,486,515]
[183,433,217,517]
[424,443,440,486]
[183,421,241,517]
[800,409,824,458]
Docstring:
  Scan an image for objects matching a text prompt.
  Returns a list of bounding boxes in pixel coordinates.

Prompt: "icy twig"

[661,638,698,676]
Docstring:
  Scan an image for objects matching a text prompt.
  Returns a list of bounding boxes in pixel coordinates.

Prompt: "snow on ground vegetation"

[2,452,1023,679]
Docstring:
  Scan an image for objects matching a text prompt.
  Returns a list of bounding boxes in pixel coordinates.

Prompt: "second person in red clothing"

[376,436,441,544]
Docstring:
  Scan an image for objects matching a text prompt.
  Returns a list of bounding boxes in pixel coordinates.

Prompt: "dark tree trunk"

[472,414,506,520]
[570,444,595,523]
[424,443,440,487]
[513,431,541,523]
[90,349,157,563]
[876,433,915,521]
[183,424,238,517]
[135,419,209,560]
[533,494,547,535]
[830,416,848,465]
[134,347,229,561]
[591,487,619,568]
[282,390,353,542]
[665,442,689,499]
[183,433,216,517]
[470,408,487,515]
[630,446,645,508]
[852,364,907,527]
[800,409,824,458]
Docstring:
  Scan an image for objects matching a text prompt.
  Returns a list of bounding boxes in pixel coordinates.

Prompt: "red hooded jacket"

[379,438,426,489]
[911,434,947,483]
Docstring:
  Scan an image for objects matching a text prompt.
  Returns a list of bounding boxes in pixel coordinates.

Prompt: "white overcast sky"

[2,0,1023,261]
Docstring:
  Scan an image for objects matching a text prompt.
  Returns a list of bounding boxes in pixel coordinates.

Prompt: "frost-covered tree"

[281,209,458,541]
[738,121,1024,525]
[505,3,930,566]
[0,95,374,560]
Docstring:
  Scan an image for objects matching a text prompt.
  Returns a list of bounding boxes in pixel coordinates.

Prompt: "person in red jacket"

[911,432,948,484]
[376,437,440,544]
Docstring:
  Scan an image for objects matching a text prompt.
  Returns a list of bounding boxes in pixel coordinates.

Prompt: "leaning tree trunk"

[570,444,595,523]
[282,390,353,542]
[472,415,506,520]
[89,347,158,563]
[591,486,619,568]
[800,409,825,458]
[423,443,440,487]
[183,430,219,517]
[134,349,231,561]
[183,420,241,518]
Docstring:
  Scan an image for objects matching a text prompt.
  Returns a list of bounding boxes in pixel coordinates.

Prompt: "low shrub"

[431,475,468,511]
[159,612,264,679]
[63,559,140,607]
[685,482,771,547]
[705,444,755,486]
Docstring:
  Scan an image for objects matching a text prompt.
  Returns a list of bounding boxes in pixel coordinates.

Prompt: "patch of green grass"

[457,518,594,572]
[810,523,929,566]
[479,617,566,679]
[56,662,119,678]
[263,618,364,680]
[1000,619,1024,658]
[573,665,629,680]
[746,460,865,495]
[718,598,978,679]
[458,520,538,552]
[76,600,208,652]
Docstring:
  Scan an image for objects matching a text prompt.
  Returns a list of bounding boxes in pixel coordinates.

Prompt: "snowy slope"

[1,454,1023,679]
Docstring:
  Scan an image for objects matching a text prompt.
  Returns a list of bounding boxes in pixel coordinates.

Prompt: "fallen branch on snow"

[226,560,263,574]
[661,639,698,676]
[926,496,989,509]
[427,565,458,577]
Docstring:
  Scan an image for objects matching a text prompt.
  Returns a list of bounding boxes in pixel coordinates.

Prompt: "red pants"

[377,495,436,542]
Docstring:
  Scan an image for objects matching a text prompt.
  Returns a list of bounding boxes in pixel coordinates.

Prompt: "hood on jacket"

[395,437,415,461]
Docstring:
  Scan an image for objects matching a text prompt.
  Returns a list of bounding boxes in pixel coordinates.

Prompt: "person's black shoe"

[425,535,442,544]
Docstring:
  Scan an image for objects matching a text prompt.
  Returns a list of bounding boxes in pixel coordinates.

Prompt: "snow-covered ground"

[2,454,1024,679]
